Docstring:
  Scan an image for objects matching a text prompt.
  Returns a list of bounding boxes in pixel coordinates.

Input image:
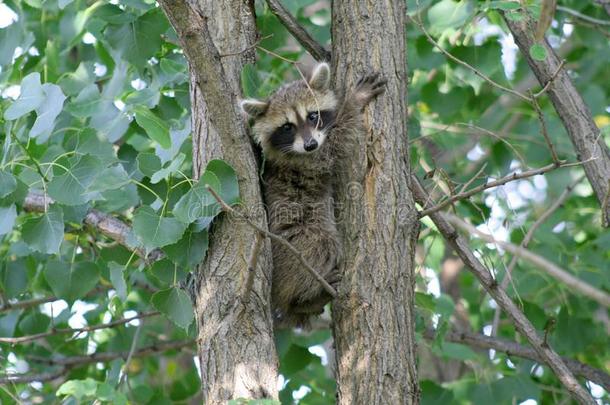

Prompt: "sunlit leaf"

[4,73,45,120]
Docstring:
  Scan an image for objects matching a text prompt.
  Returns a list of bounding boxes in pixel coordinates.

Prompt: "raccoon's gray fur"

[241,63,386,327]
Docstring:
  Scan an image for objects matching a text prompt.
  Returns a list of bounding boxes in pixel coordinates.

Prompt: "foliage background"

[0,0,608,403]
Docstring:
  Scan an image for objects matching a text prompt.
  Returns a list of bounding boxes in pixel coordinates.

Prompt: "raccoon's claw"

[354,71,387,106]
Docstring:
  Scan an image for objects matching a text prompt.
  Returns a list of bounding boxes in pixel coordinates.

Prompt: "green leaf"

[66,84,102,118]
[164,229,208,268]
[57,378,98,400]
[58,63,96,96]
[108,262,128,301]
[173,159,240,224]
[529,44,547,61]
[206,159,240,205]
[415,292,436,312]
[70,128,117,163]
[96,383,128,405]
[0,22,25,66]
[150,153,186,184]
[4,73,45,120]
[0,170,17,198]
[172,171,221,224]
[0,205,17,235]
[22,205,64,254]
[105,8,169,67]
[44,261,100,302]
[427,0,474,35]
[487,1,521,10]
[134,107,171,148]
[151,287,194,330]
[29,84,67,141]
[2,259,28,299]
[48,155,104,205]
[279,344,317,375]
[88,164,130,192]
[133,207,187,249]
[137,152,163,178]
[19,313,50,335]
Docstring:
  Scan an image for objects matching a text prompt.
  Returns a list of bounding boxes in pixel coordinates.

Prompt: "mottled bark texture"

[504,15,610,227]
[330,1,420,404]
[159,1,278,403]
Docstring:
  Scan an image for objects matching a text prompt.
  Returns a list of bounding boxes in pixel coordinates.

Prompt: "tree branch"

[0,312,159,344]
[265,0,330,61]
[410,175,596,404]
[503,14,610,227]
[23,191,164,263]
[418,161,575,217]
[445,213,610,308]
[206,185,337,298]
[0,368,67,384]
[424,329,610,392]
[0,285,109,314]
[25,340,193,367]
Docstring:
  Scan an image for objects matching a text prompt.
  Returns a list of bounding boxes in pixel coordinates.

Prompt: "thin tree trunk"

[504,16,610,227]
[330,1,420,403]
[159,1,278,403]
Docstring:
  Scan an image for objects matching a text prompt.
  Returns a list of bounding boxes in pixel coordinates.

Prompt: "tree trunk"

[159,1,278,403]
[330,1,420,403]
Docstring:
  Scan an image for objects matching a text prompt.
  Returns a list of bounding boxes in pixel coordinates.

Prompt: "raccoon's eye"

[307,112,319,122]
[281,123,295,133]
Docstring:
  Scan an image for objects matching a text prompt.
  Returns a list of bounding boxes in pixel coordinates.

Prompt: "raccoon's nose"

[304,139,318,152]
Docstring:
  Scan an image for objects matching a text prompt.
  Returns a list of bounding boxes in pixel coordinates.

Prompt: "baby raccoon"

[241,63,386,327]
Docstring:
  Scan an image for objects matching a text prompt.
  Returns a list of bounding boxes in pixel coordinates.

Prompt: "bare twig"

[0,286,110,314]
[0,368,68,384]
[264,0,331,61]
[118,322,143,387]
[491,176,583,335]
[529,90,561,163]
[0,295,56,314]
[219,34,273,57]
[424,329,610,391]
[25,340,193,367]
[534,59,566,98]
[242,231,264,302]
[24,191,164,263]
[557,5,610,26]
[446,213,610,308]
[418,161,570,217]
[206,185,337,298]
[409,14,532,102]
[0,312,159,344]
[410,175,596,404]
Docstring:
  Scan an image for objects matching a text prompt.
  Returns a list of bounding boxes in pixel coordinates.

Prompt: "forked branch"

[410,175,596,404]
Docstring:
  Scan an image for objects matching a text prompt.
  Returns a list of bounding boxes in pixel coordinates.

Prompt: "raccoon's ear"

[308,63,330,91]
[240,99,269,118]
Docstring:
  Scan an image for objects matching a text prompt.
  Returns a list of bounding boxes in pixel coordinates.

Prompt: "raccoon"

[240,62,386,327]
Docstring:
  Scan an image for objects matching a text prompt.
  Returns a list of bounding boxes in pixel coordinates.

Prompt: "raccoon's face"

[240,63,337,157]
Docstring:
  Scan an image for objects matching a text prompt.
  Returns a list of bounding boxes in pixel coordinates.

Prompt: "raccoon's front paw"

[354,72,387,107]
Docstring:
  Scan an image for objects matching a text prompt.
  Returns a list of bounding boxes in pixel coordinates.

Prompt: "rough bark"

[504,16,610,227]
[159,1,278,402]
[330,1,420,404]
